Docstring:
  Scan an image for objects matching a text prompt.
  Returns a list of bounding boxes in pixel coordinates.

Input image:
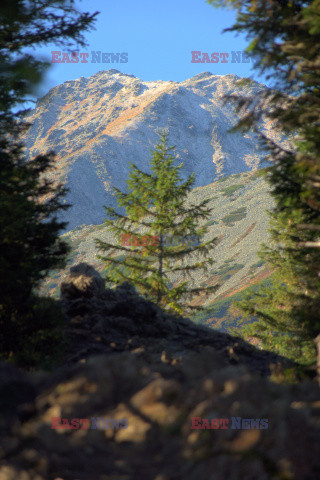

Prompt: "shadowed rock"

[0,263,319,480]
[60,262,106,300]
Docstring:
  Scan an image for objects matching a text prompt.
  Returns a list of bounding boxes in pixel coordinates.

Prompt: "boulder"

[60,262,106,300]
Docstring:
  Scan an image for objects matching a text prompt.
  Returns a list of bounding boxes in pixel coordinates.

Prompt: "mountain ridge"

[22,69,289,232]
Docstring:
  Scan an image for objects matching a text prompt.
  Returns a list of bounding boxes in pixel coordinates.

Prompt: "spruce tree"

[0,0,98,367]
[95,130,219,316]
[208,0,320,364]
[0,140,72,363]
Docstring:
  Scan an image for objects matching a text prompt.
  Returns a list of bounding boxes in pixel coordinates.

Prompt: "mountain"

[37,168,274,333]
[22,69,289,232]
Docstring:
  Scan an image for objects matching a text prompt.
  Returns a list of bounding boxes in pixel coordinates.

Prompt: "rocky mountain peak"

[22,70,290,232]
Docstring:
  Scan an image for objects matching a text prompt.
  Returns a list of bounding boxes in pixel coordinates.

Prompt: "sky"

[30,0,271,101]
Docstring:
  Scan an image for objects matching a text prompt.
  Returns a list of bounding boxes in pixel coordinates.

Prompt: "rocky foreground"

[1,263,320,480]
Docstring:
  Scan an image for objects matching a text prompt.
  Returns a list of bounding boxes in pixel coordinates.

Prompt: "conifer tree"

[208,0,320,364]
[0,140,72,364]
[0,0,98,367]
[95,130,219,316]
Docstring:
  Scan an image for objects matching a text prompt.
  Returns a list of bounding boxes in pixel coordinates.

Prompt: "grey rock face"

[22,69,291,232]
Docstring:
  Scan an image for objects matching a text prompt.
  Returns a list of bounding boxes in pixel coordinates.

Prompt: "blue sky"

[32,0,270,100]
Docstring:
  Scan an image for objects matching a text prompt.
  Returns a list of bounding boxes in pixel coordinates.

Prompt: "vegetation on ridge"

[209,0,320,365]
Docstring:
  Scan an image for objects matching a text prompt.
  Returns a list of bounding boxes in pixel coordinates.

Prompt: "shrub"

[1,296,67,371]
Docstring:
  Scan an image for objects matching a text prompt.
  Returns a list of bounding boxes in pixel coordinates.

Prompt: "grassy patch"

[191,277,271,331]
[246,260,265,278]
[204,219,219,227]
[218,263,244,282]
[207,262,244,286]
[229,173,242,179]
[249,167,271,180]
[95,224,107,231]
[221,184,244,196]
[251,260,264,269]
[191,288,245,327]
[216,176,229,183]
[218,261,244,273]
[221,207,247,226]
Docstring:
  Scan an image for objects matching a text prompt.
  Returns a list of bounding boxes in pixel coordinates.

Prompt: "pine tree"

[0,139,72,363]
[233,147,320,363]
[0,0,98,367]
[208,0,320,364]
[95,130,219,316]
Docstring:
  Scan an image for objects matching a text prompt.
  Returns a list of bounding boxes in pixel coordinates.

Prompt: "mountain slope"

[22,69,288,231]
[38,168,274,331]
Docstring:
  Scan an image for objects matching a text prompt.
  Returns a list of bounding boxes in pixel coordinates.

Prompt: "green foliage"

[250,169,269,180]
[216,176,229,183]
[207,0,320,365]
[204,219,218,227]
[251,260,264,269]
[0,0,98,130]
[95,130,220,316]
[193,277,271,329]
[0,0,97,368]
[1,296,68,371]
[0,132,72,368]
[268,363,316,385]
[1,146,71,299]
[221,207,247,225]
[217,262,244,280]
[234,271,318,365]
[221,184,244,196]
